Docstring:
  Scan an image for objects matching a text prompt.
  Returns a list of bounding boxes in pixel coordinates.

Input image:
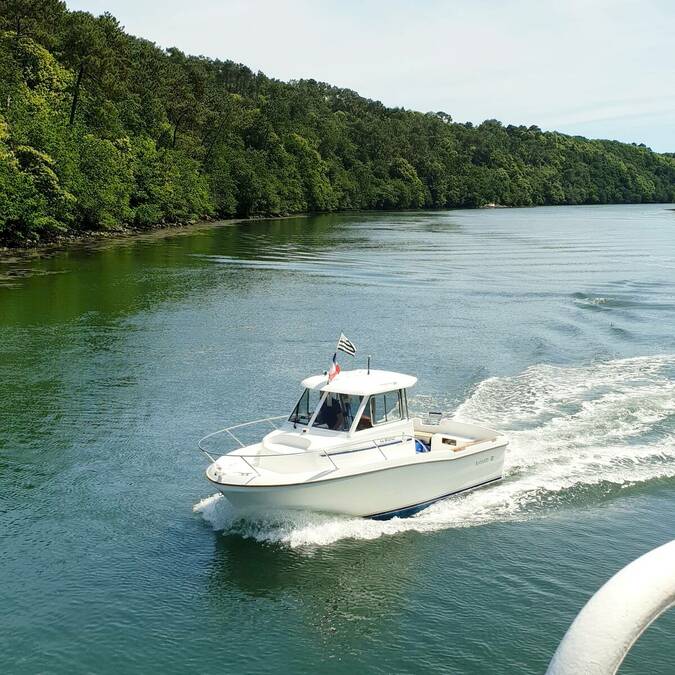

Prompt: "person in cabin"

[318,394,344,430]
[331,395,346,430]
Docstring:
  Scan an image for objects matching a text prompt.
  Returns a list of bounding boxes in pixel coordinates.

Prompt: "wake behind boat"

[199,340,508,519]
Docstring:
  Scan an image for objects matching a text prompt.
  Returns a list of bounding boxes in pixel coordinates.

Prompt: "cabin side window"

[370,393,388,425]
[357,390,404,430]
[384,390,403,421]
[289,389,323,425]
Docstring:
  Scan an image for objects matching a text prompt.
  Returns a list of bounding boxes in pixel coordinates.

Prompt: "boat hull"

[210,444,506,518]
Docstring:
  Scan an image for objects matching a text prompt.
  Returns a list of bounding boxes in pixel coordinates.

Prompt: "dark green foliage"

[0,4,673,246]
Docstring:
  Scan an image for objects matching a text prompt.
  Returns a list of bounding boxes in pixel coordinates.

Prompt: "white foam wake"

[194,355,675,548]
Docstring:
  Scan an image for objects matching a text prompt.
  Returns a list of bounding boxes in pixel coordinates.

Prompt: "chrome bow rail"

[198,416,416,483]
[198,416,287,463]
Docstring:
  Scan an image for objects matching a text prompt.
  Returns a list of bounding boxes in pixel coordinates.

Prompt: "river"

[1,204,674,673]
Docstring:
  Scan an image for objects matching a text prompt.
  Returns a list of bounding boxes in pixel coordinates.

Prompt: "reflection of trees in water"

[0,214,362,325]
[0,210,463,325]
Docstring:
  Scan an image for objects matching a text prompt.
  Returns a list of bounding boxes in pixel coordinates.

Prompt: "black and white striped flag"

[337,333,357,356]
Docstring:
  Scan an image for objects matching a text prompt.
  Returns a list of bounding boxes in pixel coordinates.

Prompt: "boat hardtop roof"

[301,368,417,396]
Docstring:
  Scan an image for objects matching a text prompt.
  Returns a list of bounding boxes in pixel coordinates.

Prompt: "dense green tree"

[0,3,673,246]
[58,11,111,125]
[0,0,66,45]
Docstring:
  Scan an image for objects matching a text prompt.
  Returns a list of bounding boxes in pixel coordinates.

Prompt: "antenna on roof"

[367,355,371,374]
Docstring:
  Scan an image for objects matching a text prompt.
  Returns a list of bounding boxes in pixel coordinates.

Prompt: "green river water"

[1,204,674,673]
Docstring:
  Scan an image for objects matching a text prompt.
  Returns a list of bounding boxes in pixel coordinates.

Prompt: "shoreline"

[0,214,309,263]
[1,202,673,263]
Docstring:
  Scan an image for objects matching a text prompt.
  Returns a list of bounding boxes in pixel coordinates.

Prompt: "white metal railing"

[207,447,340,485]
[198,416,415,481]
[546,539,675,675]
[198,415,287,462]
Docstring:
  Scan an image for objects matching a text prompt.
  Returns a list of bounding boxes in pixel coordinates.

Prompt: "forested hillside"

[1,1,674,246]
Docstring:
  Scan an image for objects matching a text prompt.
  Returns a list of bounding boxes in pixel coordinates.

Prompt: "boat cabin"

[289,369,417,436]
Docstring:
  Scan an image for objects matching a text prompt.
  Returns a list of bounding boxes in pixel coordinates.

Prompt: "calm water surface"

[1,205,674,673]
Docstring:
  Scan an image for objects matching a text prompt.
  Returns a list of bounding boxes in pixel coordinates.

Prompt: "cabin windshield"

[312,393,363,432]
[289,389,363,431]
[288,388,323,426]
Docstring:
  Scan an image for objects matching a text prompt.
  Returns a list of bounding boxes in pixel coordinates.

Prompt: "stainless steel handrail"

[198,415,287,462]
[199,418,415,477]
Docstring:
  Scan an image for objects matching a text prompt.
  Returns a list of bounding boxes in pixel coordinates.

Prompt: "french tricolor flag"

[328,353,341,382]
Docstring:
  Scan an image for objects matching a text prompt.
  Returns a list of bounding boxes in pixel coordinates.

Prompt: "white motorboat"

[199,367,508,519]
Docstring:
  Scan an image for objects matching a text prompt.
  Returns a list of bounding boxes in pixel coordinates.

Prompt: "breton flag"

[328,353,341,382]
[336,333,357,357]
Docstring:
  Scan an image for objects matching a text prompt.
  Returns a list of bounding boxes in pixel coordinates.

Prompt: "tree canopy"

[1,1,673,245]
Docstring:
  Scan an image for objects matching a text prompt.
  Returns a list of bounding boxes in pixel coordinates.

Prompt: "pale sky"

[67,0,675,152]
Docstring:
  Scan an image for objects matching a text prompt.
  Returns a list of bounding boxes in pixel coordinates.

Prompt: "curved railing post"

[198,415,287,460]
[547,539,675,675]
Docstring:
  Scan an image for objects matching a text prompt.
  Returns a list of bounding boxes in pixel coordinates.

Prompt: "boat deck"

[207,420,502,487]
